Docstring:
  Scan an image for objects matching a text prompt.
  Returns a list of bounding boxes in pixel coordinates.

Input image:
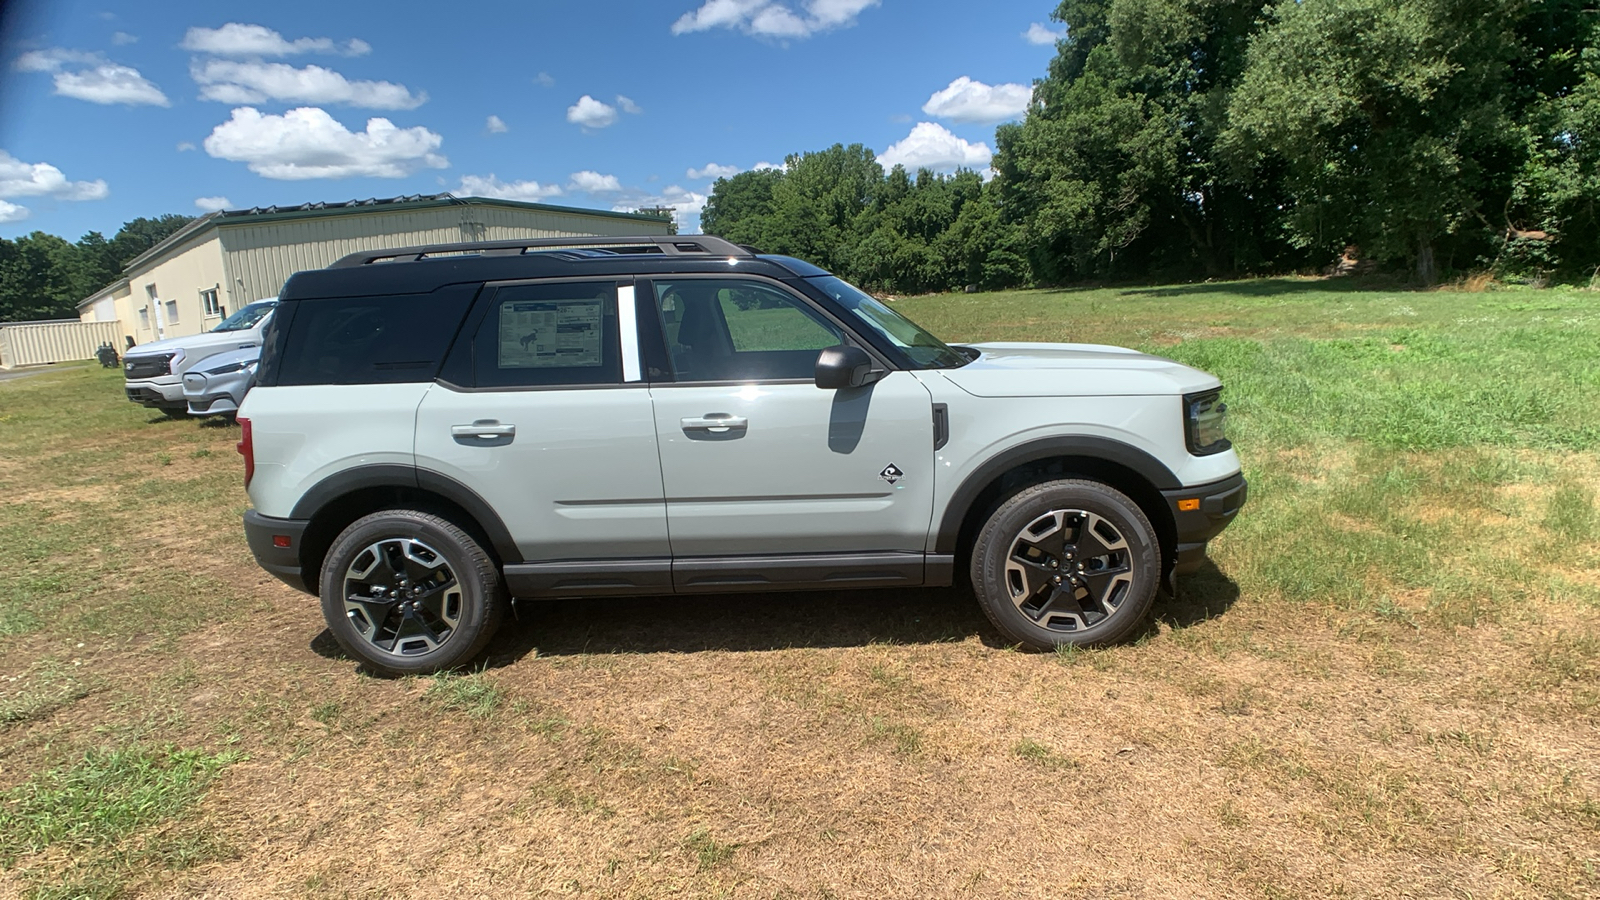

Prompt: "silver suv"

[238,236,1245,675]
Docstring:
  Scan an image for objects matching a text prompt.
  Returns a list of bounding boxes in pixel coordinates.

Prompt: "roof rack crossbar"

[328,235,753,268]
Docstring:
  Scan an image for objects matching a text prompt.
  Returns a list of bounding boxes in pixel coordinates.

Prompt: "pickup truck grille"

[124,354,172,379]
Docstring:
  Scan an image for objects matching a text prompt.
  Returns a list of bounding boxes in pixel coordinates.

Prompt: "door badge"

[879,463,904,485]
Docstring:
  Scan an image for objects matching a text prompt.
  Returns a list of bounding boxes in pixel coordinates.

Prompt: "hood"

[942,342,1221,398]
[194,345,260,373]
[124,324,266,361]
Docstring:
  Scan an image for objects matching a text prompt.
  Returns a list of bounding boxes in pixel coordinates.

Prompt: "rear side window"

[274,286,475,386]
[472,282,622,388]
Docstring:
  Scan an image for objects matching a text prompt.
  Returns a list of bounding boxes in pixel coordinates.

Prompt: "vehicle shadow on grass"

[1121,275,1411,300]
[309,561,1242,670]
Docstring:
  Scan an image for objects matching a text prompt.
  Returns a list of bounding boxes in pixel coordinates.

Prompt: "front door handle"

[681,413,748,434]
[451,420,516,445]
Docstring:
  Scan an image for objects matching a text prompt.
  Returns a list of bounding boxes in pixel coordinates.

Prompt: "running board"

[504,552,953,599]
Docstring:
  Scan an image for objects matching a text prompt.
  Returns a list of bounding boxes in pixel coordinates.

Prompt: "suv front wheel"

[319,510,507,676]
[971,479,1160,650]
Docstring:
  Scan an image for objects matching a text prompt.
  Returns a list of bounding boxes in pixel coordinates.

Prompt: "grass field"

[1,277,1597,898]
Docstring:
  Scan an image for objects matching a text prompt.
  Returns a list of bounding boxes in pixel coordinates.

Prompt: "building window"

[138,307,150,329]
[201,288,223,318]
[165,299,179,324]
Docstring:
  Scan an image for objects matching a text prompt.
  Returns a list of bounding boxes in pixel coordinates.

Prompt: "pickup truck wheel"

[319,510,506,677]
[971,479,1159,650]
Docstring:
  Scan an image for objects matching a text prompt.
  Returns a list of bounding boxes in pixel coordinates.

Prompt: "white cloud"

[535,72,555,87]
[687,162,741,180]
[203,106,448,180]
[877,122,992,173]
[14,49,168,106]
[13,49,100,72]
[752,160,785,171]
[181,23,370,57]
[55,64,170,106]
[922,76,1031,125]
[457,174,563,201]
[111,31,138,45]
[0,200,27,222]
[485,115,507,134]
[191,59,424,109]
[612,184,708,232]
[616,95,643,115]
[194,196,231,211]
[176,142,197,152]
[0,150,109,200]
[671,0,879,39]
[566,95,618,129]
[1024,22,1064,45]
[569,170,623,192]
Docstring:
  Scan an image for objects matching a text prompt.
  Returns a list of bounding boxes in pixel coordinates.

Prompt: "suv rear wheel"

[319,510,507,676]
[971,479,1159,649]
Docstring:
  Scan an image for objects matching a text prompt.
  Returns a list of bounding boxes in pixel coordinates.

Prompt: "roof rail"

[328,235,753,268]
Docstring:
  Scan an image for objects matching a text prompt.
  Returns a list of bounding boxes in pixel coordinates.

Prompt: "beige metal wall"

[122,234,229,342]
[0,320,121,368]
[220,206,668,304]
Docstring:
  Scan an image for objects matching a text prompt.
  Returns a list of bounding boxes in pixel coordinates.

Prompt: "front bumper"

[183,370,250,416]
[244,510,311,593]
[124,378,185,408]
[1162,472,1248,574]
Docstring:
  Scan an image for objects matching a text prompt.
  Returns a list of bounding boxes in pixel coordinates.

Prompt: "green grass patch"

[0,745,237,866]
[423,671,505,718]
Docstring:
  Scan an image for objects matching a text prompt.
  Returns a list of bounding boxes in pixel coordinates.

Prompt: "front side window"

[472,282,621,388]
[212,300,275,333]
[805,275,967,369]
[653,279,841,382]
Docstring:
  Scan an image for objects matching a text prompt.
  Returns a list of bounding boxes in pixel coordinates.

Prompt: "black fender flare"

[289,464,522,564]
[934,436,1181,553]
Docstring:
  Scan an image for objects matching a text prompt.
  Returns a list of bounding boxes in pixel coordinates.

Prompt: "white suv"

[238,236,1245,675]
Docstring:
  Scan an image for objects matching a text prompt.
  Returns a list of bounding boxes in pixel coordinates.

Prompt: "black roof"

[279,235,829,300]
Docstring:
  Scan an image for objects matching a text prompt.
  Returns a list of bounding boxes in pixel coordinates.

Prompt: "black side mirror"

[815,345,880,389]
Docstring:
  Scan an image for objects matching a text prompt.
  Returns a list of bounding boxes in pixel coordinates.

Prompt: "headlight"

[1184,390,1230,455]
[168,349,186,372]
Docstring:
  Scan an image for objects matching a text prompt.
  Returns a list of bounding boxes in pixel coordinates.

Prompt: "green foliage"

[714,0,1600,290]
[701,146,1024,294]
[0,214,192,323]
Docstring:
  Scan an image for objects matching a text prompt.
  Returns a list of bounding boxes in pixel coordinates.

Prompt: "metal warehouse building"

[77,193,671,344]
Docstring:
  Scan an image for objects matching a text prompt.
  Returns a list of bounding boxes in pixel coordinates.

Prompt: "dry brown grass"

[2,366,1598,899]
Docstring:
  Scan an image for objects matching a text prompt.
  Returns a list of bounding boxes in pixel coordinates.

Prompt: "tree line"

[0,215,193,323]
[704,0,1600,291]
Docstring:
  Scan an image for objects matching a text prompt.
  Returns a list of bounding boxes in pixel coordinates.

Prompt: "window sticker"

[498,299,603,368]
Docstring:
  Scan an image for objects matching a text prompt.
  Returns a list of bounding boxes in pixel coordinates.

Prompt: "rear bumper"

[1162,472,1248,574]
[243,510,311,593]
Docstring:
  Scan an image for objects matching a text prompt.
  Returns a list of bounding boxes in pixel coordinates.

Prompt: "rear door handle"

[681,414,748,434]
[451,420,516,444]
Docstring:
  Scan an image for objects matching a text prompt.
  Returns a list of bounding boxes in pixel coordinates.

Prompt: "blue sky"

[0,1,1063,239]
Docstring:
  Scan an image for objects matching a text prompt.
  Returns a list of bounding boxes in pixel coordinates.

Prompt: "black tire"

[970,479,1160,650]
[319,510,507,677]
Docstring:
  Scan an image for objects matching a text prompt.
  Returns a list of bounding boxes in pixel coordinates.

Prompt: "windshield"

[806,275,968,369]
[211,300,276,333]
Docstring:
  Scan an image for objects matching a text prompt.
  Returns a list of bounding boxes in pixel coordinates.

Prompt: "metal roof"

[119,193,672,274]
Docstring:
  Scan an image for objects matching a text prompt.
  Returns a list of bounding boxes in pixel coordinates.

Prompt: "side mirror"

[815,345,880,389]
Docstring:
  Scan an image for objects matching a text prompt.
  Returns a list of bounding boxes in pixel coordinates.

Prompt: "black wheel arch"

[937,436,1180,571]
[291,465,521,595]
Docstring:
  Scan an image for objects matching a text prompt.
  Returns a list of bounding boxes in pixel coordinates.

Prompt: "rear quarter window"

[273,285,478,386]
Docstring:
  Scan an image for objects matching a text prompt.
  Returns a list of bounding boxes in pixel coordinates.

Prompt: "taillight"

[236,417,254,487]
